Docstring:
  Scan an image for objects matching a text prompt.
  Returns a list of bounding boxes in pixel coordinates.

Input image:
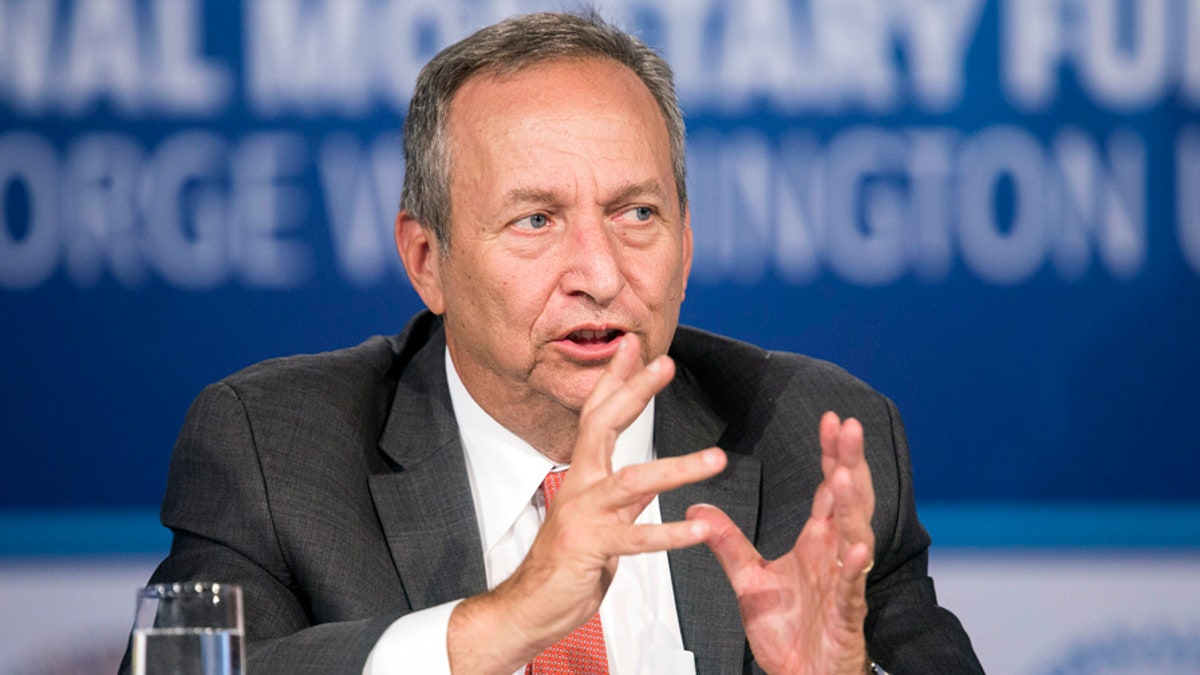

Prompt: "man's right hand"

[445,334,727,674]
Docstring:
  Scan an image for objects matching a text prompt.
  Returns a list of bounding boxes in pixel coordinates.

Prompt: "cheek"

[633,252,686,306]
[496,265,559,327]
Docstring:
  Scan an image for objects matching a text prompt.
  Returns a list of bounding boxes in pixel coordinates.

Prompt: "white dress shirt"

[363,350,693,675]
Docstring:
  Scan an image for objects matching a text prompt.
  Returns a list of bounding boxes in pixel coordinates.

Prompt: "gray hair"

[400,11,688,251]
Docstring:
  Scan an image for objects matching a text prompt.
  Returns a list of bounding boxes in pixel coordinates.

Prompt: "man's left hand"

[687,412,875,675]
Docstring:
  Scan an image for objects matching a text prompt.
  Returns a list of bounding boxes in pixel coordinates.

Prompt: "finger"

[792,481,835,554]
[835,417,866,471]
[831,465,875,565]
[833,417,874,520]
[589,448,726,514]
[572,354,675,476]
[580,333,644,418]
[826,425,874,628]
[810,481,835,522]
[819,411,842,479]
[837,541,873,582]
[842,418,875,528]
[829,423,875,574]
[833,540,872,627]
[686,503,763,589]
[598,519,712,557]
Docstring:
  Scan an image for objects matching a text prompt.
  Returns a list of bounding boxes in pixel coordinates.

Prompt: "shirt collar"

[445,347,655,556]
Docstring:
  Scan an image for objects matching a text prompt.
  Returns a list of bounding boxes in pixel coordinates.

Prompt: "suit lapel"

[369,323,489,611]
[364,315,764,671]
[657,370,762,675]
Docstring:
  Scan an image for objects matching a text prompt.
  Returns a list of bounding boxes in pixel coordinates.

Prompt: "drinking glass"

[131,582,245,675]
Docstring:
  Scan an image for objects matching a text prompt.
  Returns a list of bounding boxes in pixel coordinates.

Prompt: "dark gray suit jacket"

[134,311,982,673]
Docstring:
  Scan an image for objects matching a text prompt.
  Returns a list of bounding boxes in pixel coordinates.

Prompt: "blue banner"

[2,0,1199,509]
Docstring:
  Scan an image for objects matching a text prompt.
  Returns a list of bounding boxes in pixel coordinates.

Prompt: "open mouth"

[564,328,624,345]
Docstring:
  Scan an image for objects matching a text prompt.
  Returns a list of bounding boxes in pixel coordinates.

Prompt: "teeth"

[569,329,619,342]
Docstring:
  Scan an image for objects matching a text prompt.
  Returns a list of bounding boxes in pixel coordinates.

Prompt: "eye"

[624,206,655,222]
[513,213,550,231]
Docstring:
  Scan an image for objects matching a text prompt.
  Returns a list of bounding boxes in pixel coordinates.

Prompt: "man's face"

[428,57,692,416]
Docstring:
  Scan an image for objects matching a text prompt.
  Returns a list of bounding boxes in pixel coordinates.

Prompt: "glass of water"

[131,582,245,675]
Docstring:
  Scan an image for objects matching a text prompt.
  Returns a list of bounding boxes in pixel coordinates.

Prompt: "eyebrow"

[500,180,669,212]
[501,186,560,211]
[603,180,669,208]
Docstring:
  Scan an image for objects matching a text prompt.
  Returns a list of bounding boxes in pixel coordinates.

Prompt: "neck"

[495,405,580,465]
[443,349,582,464]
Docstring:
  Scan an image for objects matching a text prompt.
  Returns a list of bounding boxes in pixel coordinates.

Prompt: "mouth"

[563,328,625,345]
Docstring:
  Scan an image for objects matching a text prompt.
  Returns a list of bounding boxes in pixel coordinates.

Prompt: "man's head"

[395,12,692,453]
[400,12,688,251]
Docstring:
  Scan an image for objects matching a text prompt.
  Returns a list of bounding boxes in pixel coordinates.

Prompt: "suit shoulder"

[217,311,441,398]
[198,312,443,442]
[188,336,401,448]
[222,335,398,395]
[670,324,879,400]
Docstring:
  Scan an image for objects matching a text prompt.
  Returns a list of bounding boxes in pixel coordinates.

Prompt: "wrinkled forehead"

[446,55,657,121]
[443,57,675,194]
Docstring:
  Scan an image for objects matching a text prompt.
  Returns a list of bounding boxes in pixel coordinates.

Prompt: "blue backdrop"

[2,0,1199,521]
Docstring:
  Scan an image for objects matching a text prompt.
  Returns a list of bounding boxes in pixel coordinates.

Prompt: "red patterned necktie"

[525,470,611,675]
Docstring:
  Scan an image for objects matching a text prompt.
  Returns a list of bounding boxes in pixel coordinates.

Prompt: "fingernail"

[647,358,661,372]
[703,449,721,465]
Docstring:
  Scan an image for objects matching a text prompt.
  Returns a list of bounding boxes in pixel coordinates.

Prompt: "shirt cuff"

[362,599,463,675]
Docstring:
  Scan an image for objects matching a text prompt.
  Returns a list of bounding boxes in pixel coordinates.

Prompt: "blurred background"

[2,0,1199,671]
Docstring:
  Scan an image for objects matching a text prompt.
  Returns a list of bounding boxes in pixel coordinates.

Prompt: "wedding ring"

[835,558,875,575]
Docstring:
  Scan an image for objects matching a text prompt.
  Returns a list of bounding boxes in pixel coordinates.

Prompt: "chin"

[546,370,606,413]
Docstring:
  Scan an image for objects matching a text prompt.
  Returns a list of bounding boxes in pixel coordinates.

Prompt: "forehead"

[443,57,675,208]
[449,55,662,122]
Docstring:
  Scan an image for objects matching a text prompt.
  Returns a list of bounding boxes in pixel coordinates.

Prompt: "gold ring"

[835,558,875,575]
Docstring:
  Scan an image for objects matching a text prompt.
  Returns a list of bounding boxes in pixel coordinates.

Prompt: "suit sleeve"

[120,381,402,673]
[861,396,984,673]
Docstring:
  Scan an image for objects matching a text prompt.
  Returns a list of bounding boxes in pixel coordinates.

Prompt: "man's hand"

[687,412,876,675]
[447,334,727,674]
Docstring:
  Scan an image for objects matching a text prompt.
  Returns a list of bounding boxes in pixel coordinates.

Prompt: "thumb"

[686,503,762,588]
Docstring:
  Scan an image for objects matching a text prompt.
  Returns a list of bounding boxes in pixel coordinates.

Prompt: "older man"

[129,12,982,675]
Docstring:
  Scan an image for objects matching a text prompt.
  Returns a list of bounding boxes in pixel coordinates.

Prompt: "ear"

[680,205,693,301]
[395,210,446,314]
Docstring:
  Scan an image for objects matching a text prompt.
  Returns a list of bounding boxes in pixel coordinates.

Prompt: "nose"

[559,215,625,306]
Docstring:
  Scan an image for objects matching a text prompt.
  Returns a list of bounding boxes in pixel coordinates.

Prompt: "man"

[128,12,982,675]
